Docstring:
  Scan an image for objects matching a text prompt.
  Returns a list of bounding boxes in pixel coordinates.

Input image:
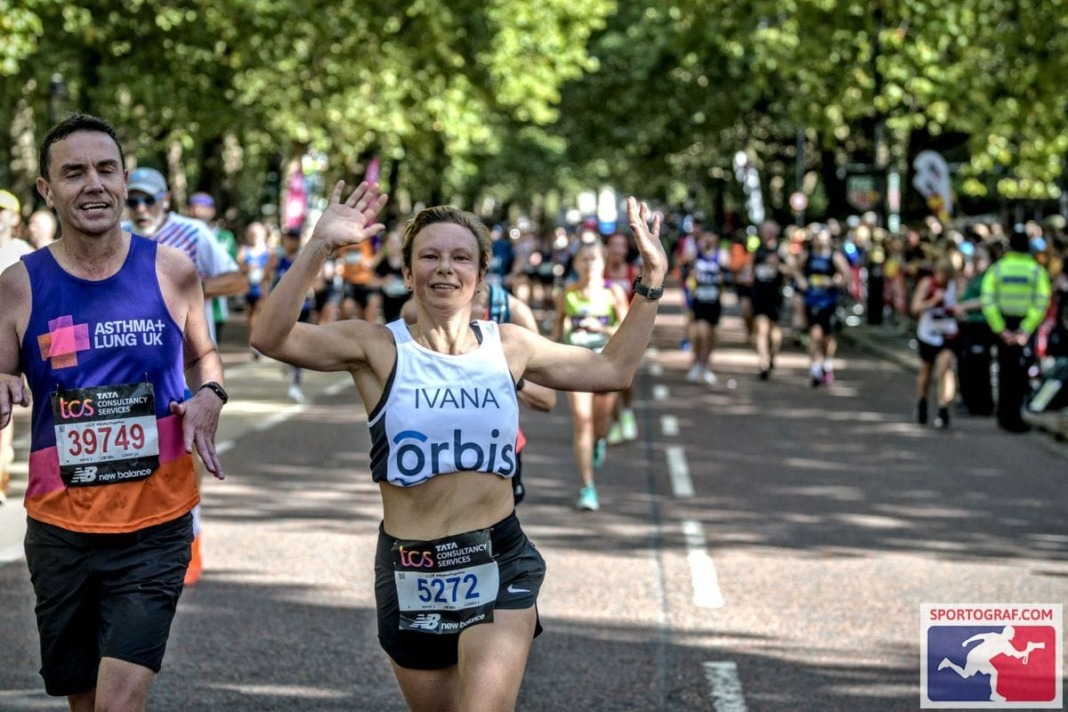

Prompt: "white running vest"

[369,320,520,487]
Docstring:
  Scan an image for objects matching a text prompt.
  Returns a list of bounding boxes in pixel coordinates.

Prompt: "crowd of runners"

[5,173,1068,521]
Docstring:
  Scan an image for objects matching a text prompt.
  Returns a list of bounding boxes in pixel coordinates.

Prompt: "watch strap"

[198,381,229,404]
[633,274,665,300]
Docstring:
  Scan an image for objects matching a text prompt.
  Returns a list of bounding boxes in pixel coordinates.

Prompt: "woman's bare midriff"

[380,470,516,540]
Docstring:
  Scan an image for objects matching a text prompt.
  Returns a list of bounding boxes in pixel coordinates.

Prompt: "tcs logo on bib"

[56,396,95,420]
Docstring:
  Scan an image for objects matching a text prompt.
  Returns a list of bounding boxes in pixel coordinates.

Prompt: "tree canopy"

[2,0,1066,226]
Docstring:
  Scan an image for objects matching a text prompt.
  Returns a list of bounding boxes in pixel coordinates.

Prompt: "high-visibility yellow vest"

[980,252,1051,335]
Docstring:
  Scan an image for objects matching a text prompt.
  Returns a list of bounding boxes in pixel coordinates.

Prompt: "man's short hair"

[39,113,125,180]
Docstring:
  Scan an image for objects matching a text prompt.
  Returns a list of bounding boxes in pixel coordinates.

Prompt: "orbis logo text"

[391,428,516,481]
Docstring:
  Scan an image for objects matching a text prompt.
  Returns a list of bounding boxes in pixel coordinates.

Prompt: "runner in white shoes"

[686,224,727,385]
[552,238,630,511]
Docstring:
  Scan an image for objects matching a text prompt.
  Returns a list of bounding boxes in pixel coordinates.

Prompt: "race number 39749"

[59,418,155,464]
[51,381,160,486]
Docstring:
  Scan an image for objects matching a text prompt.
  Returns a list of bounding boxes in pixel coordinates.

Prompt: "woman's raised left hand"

[626,197,667,285]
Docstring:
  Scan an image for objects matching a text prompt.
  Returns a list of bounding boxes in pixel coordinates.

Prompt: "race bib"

[809,274,832,289]
[754,263,778,281]
[381,279,409,297]
[694,285,720,302]
[392,529,499,635]
[918,313,959,343]
[568,316,610,351]
[51,382,160,488]
[929,317,958,336]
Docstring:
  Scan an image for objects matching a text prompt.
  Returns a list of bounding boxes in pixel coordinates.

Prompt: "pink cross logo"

[38,315,91,369]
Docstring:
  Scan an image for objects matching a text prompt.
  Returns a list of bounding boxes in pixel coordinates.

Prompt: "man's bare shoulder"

[154,240,198,276]
[0,260,31,343]
[0,259,30,302]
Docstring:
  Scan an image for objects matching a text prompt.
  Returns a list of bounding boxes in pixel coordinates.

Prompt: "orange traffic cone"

[184,534,203,586]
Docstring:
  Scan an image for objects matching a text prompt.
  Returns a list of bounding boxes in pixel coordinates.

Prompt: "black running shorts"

[691,299,722,326]
[374,510,545,670]
[918,337,959,364]
[24,513,193,696]
[805,304,840,334]
[751,286,783,321]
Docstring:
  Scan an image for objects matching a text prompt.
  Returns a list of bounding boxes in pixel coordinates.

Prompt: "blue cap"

[127,167,168,196]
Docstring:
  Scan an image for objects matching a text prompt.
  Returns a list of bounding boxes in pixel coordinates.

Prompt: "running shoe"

[606,422,624,445]
[577,485,600,511]
[915,399,928,425]
[686,364,703,382]
[184,534,203,586]
[592,437,607,469]
[620,408,638,441]
[702,369,718,385]
[933,407,950,429]
[822,370,835,385]
[810,365,823,388]
[759,369,770,381]
[287,384,307,404]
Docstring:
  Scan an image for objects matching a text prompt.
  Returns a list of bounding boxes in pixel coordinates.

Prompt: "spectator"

[0,188,31,504]
[981,228,1052,432]
[954,242,1000,417]
[27,208,59,249]
[125,166,246,584]
[188,192,239,340]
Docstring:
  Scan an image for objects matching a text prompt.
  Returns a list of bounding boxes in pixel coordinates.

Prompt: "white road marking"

[666,445,693,497]
[253,405,306,431]
[661,414,679,437]
[0,542,24,565]
[653,384,670,402]
[325,378,352,396]
[216,441,234,455]
[683,519,725,608]
[703,661,747,711]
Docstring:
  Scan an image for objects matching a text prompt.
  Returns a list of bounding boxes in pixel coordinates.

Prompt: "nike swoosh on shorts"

[507,584,530,594]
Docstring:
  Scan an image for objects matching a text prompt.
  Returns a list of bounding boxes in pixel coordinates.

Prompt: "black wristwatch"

[632,274,665,300]
[198,381,229,404]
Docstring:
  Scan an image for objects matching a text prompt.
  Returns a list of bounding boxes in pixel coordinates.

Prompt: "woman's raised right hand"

[311,181,389,252]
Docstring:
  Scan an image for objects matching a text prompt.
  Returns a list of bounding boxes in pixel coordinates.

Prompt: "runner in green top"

[551,239,630,511]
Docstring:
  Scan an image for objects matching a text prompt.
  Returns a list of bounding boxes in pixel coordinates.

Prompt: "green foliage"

[0,1,44,76]
[0,0,612,217]
[3,0,1068,222]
